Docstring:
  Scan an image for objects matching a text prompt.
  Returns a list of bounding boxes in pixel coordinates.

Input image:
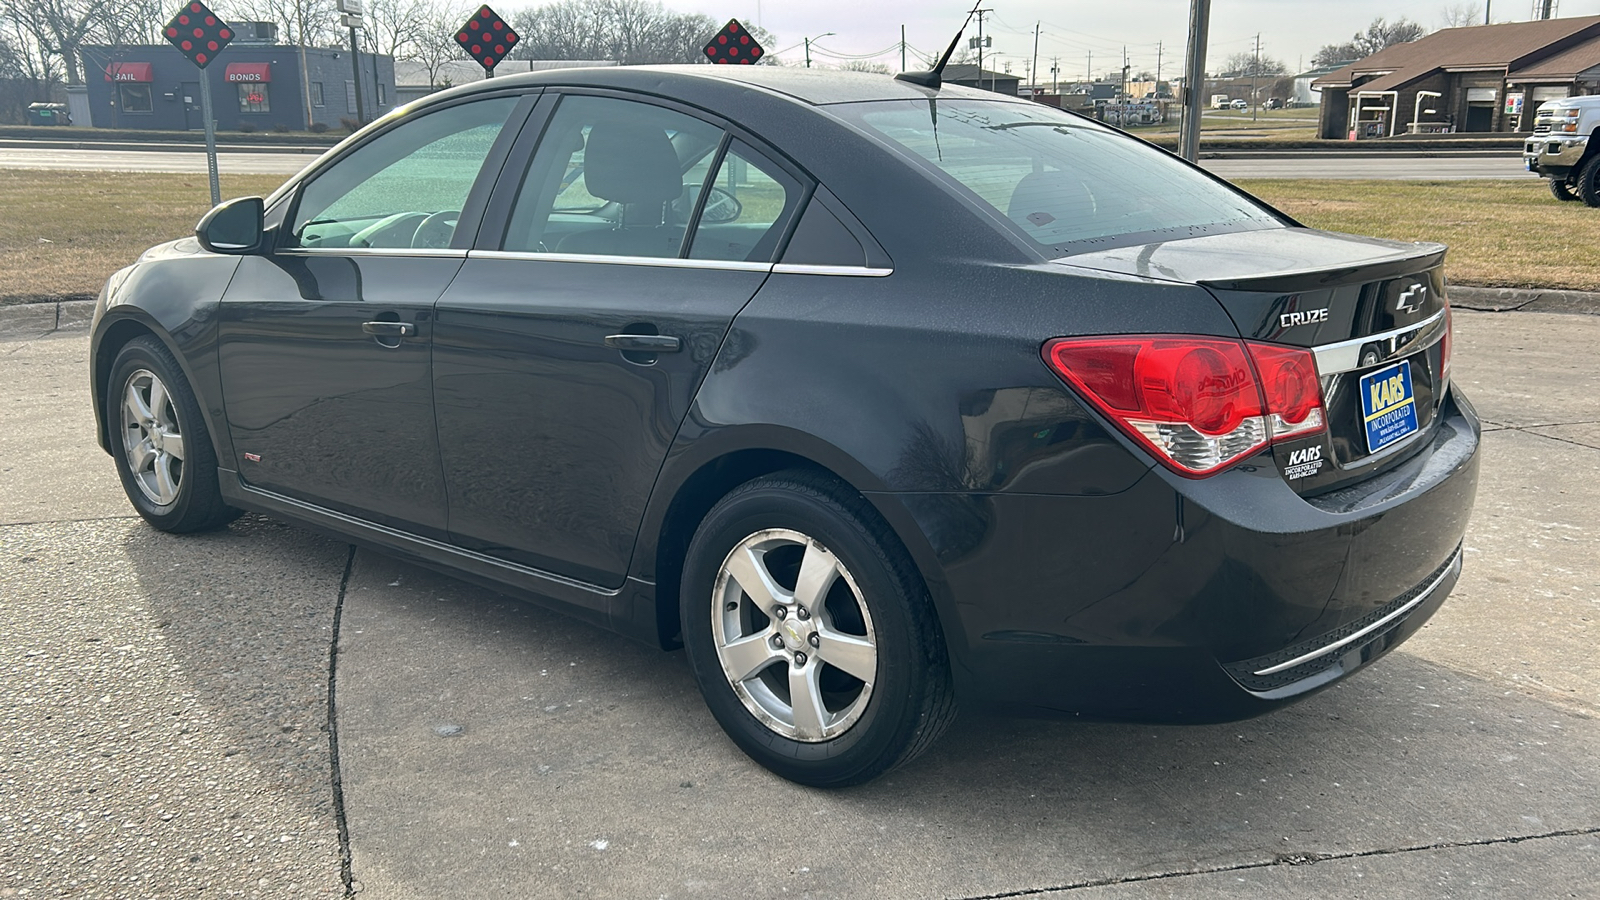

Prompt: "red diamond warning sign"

[163,1,232,69]
[703,19,763,65]
[456,5,519,72]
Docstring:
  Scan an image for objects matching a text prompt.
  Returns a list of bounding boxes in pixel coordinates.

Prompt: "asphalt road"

[2,310,1597,898]
[0,145,1531,180]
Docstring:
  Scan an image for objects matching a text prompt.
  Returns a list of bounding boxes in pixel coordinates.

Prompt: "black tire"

[1550,177,1581,202]
[107,336,240,533]
[1577,156,1600,207]
[680,470,955,787]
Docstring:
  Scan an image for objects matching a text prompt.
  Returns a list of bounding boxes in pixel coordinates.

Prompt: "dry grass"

[1236,178,1600,292]
[0,170,287,303]
[4,171,1598,301]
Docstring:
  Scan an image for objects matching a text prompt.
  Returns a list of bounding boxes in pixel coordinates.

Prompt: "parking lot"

[3,308,1597,898]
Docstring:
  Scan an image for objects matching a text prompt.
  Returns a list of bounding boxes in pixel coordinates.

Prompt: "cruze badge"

[1396,283,1427,314]
[1279,308,1329,328]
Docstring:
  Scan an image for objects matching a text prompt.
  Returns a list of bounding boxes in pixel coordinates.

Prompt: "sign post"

[455,6,518,78]
[337,0,365,123]
[163,1,233,206]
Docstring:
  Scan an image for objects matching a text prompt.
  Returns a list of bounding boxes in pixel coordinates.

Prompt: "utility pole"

[1031,21,1040,97]
[975,8,991,86]
[1179,0,1211,161]
[901,24,906,72]
[1156,41,1162,88]
[1486,1,1492,24]
[1538,0,1554,19]
[1087,50,1091,83]
[1251,33,1261,121]
[1051,55,1059,94]
[803,32,833,68]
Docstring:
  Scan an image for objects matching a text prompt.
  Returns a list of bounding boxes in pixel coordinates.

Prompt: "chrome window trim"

[468,249,775,273]
[772,263,894,277]
[277,247,469,259]
[1252,546,1461,677]
[1313,309,1446,376]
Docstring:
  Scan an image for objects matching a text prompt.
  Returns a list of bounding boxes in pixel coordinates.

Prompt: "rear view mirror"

[195,196,264,254]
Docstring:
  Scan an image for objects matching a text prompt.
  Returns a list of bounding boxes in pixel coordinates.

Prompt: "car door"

[432,91,805,588]
[217,93,531,538]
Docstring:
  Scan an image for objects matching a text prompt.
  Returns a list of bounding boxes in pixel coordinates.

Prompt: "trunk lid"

[1053,228,1451,494]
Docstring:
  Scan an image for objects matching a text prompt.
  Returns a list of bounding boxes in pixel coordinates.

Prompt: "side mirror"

[195,196,264,254]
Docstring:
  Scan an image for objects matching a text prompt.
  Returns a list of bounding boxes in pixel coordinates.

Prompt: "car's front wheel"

[1550,176,1581,201]
[680,471,955,787]
[108,336,239,533]
[1576,156,1600,207]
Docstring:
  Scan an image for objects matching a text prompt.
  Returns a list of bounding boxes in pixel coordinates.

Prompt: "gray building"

[81,38,395,132]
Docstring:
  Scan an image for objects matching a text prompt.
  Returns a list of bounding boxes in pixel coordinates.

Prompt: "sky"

[670,0,1600,81]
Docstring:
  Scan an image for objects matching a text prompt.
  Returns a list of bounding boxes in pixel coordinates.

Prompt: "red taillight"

[1044,335,1325,477]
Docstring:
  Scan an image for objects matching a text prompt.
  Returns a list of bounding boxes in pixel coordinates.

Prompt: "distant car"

[90,66,1479,787]
[1265,97,1284,110]
[1231,98,1249,110]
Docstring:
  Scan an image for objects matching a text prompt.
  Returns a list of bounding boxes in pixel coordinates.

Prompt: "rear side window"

[834,99,1281,255]
[688,141,802,263]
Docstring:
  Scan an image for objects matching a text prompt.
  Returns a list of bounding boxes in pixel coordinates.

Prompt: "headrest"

[583,121,682,206]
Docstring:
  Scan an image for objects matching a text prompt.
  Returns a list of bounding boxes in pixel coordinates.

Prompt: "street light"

[804,32,835,69]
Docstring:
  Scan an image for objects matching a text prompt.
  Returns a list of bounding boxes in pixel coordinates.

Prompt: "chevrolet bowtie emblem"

[1396,283,1427,314]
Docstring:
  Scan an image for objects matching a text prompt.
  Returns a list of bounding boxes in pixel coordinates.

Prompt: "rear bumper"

[922,388,1480,722]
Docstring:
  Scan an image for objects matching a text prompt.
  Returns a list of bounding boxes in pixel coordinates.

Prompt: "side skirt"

[218,470,661,645]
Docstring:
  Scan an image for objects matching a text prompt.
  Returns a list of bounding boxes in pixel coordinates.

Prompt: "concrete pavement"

[2,310,1597,898]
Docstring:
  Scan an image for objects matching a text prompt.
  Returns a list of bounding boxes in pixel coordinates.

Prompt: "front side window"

[502,95,724,258]
[118,84,153,113]
[833,99,1282,255]
[287,96,518,250]
[238,83,270,113]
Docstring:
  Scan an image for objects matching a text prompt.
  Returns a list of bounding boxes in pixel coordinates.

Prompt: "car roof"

[463,64,1030,108]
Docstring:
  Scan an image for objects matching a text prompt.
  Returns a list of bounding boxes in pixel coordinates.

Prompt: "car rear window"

[833,99,1282,255]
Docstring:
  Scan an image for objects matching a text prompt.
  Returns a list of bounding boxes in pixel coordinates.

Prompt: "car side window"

[286,96,519,251]
[687,141,802,263]
[502,95,724,258]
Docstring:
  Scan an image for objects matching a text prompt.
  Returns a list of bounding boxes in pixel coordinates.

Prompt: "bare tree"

[1,0,114,84]
[510,0,775,65]
[1439,3,1484,28]
[1221,50,1287,77]
[837,60,890,74]
[1313,17,1425,67]
[360,0,428,60]
[96,0,176,46]
[408,0,470,88]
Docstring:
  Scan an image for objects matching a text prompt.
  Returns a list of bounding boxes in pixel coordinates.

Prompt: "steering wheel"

[350,211,428,248]
[412,210,460,250]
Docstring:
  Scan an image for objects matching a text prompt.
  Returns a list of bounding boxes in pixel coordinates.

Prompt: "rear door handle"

[362,321,415,337]
[603,334,681,352]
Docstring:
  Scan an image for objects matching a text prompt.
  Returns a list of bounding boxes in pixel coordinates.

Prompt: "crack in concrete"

[947,826,1600,898]
[0,514,142,528]
[328,545,357,899]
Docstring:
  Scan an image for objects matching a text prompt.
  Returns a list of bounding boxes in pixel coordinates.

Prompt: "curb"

[1449,286,1600,315]
[0,299,95,338]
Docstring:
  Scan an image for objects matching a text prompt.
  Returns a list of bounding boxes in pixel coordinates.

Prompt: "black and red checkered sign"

[702,18,762,64]
[163,1,232,69]
[455,5,519,72]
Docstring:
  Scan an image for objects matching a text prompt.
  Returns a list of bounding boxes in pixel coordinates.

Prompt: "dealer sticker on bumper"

[1361,360,1419,453]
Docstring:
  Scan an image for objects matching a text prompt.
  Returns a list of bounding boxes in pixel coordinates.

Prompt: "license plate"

[1360,360,1419,453]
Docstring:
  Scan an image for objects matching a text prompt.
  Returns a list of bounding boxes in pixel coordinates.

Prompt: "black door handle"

[603,334,681,352]
[362,321,415,337]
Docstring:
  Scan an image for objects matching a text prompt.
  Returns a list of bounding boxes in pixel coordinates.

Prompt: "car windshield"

[833,99,1283,256]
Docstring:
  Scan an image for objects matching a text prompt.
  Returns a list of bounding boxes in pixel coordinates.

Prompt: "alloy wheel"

[711,528,878,742]
[120,368,186,506]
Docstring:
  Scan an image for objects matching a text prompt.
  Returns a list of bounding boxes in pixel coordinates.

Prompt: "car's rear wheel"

[1550,176,1581,201]
[1577,156,1600,207]
[680,471,954,787]
[108,336,240,533]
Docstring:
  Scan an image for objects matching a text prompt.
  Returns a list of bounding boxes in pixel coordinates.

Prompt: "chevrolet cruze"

[90,66,1479,786]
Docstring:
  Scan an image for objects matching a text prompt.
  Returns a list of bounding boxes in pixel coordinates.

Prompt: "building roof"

[1509,34,1600,79]
[1315,15,1600,90]
[941,64,1020,83]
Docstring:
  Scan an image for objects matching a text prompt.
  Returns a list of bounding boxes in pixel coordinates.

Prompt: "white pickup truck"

[1524,95,1600,203]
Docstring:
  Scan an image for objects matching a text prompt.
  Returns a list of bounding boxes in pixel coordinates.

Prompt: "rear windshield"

[832,99,1282,256]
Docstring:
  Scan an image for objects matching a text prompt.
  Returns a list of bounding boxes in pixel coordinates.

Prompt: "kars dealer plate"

[1360,360,1420,453]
